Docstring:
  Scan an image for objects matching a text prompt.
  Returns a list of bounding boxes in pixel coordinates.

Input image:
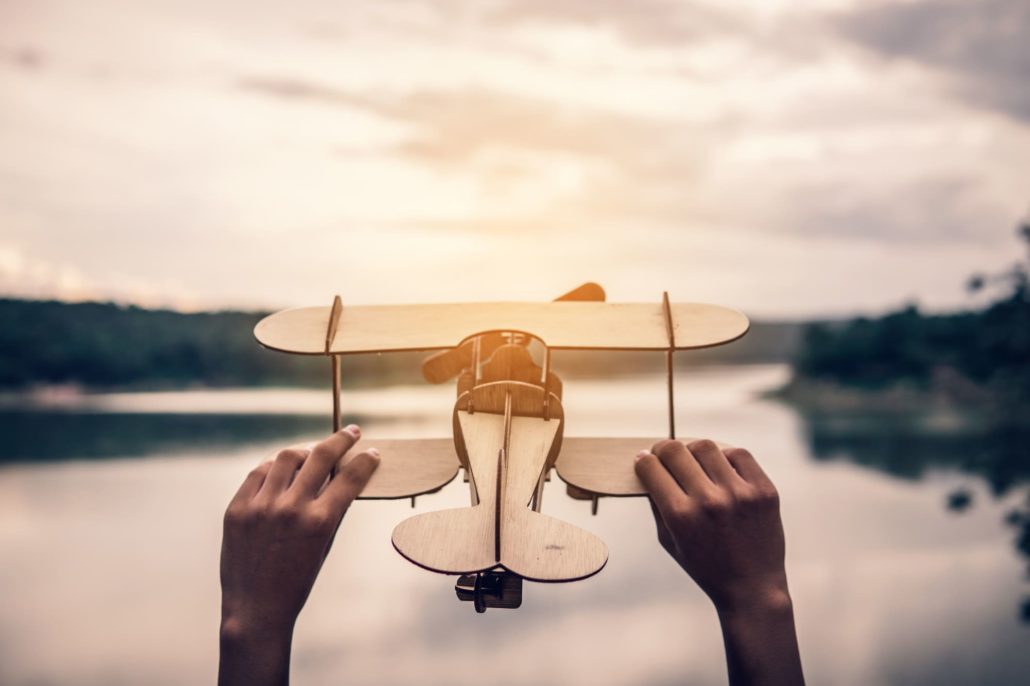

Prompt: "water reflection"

[799,412,1030,623]
[803,416,1030,494]
[0,410,331,463]
[1,368,1028,685]
[0,385,454,464]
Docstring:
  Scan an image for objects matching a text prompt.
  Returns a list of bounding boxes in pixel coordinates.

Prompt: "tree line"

[0,299,801,390]
[795,221,1030,409]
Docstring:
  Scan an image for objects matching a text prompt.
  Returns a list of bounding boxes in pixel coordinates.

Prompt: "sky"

[1,0,1028,318]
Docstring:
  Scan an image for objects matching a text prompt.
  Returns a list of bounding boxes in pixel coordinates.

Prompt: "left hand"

[220,425,379,638]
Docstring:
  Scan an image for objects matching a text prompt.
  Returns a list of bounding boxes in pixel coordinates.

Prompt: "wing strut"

[661,291,676,440]
[326,295,344,432]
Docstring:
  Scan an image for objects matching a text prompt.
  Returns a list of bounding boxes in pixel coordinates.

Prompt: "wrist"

[219,615,293,686]
[714,579,804,686]
[220,611,294,646]
[713,576,793,619]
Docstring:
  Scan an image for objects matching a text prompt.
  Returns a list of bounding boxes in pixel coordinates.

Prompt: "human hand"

[634,439,788,614]
[218,426,379,686]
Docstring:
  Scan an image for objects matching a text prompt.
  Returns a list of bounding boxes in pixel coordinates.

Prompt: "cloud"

[4,0,1028,314]
[0,45,46,71]
[237,66,1026,263]
[239,77,721,232]
[0,244,98,302]
[837,0,1030,121]
[485,0,745,47]
[777,175,1011,242]
[0,243,207,310]
[237,76,366,109]
[239,77,694,164]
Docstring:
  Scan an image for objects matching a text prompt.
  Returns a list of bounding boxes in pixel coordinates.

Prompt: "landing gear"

[455,571,523,613]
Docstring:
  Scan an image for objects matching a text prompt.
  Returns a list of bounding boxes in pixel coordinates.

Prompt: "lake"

[1,365,1027,685]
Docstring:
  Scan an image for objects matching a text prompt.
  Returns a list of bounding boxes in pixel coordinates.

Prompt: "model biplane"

[254,283,748,612]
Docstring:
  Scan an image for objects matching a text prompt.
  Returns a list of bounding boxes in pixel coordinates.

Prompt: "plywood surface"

[279,437,459,499]
[452,381,565,481]
[254,301,748,354]
[670,303,749,349]
[391,411,608,581]
[356,438,460,499]
[556,437,733,496]
[499,414,607,581]
[420,281,605,383]
[391,412,517,575]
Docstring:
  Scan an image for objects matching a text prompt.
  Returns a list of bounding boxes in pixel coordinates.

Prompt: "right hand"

[633,439,789,613]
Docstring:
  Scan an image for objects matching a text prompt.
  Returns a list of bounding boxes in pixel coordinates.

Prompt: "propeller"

[420,282,606,384]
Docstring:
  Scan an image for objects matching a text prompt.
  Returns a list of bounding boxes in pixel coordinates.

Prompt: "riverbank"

[770,368,1029,427]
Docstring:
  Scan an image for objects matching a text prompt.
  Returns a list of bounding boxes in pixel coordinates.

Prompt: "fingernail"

[344,424,360,436]
[636,450,650,462]
[367,447,380,459]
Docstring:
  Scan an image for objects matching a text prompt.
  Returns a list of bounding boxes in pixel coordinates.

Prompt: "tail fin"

[392,506,608,581]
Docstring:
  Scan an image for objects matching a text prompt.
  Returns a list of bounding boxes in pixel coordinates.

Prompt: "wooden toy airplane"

[254,284,748,612]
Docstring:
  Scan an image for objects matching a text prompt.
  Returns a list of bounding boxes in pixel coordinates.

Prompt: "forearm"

[716,588,804,686]
[218,618,293,686]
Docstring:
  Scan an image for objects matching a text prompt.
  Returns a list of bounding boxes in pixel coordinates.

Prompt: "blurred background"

[1,1,1028,684]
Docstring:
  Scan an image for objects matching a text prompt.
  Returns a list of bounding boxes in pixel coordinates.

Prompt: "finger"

[319,448,381,516]
[648,498,676,555]
[651,439,713,495]
[228,460,272,508]
[725,447,776,491]
[257,448,308,498]
[634,450,687,514]
[292,426,361,497]
[687,439,743,486]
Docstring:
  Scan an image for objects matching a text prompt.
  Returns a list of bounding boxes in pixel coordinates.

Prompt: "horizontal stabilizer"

[501,509,608,582]
[390,500,608,581]
[392,506,497,574]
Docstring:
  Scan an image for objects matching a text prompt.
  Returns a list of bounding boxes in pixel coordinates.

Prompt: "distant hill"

[0,298,805,390]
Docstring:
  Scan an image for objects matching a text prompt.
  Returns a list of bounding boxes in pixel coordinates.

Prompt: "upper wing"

[254,301,748,355]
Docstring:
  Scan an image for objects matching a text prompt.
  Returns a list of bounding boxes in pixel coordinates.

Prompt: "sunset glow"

[1,0,1027,316]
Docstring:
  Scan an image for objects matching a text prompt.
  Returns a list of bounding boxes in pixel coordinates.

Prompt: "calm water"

[1,365,1027,686]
